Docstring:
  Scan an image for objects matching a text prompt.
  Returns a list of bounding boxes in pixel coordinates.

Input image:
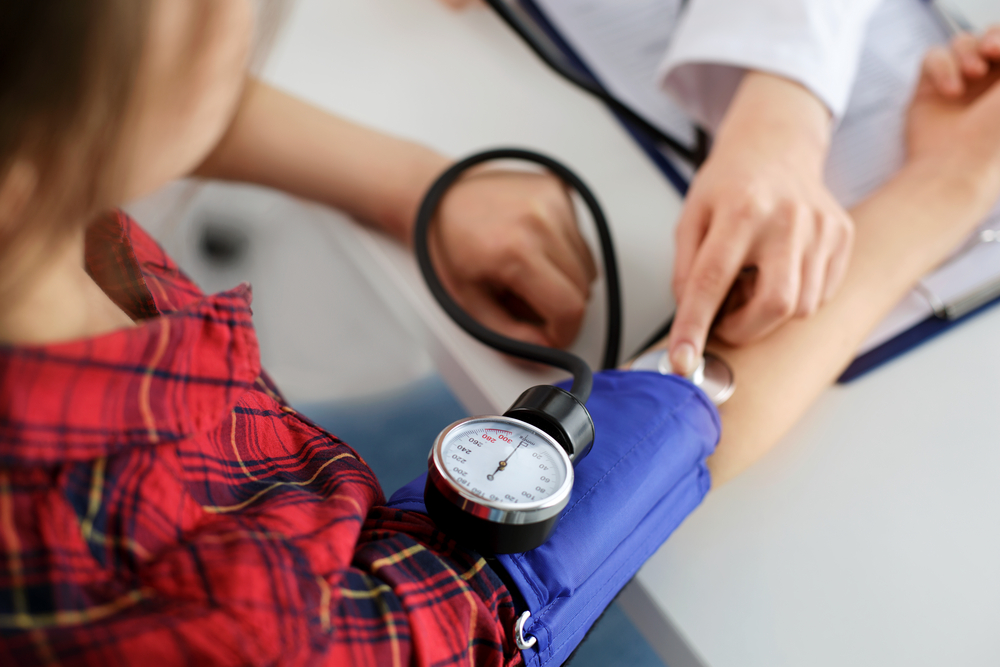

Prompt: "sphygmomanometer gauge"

[415,148,731,556]
[426,415,573,555]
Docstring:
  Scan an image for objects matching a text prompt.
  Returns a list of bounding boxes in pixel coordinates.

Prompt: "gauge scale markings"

[442,426,565,505]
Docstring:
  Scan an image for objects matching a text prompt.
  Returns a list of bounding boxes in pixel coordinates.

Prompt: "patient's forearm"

[196,80,448,243]
[704,157,999,485]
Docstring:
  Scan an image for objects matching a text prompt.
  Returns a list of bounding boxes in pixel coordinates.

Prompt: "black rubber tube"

[483,0,702,359]
[483,0,710,168]
[413,149,621,403]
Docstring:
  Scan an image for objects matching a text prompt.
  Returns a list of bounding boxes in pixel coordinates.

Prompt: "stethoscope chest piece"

[630,349,735,406]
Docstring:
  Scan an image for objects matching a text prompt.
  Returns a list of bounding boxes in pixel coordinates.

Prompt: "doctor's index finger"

[669,217,751,360]
[671,193,712,298]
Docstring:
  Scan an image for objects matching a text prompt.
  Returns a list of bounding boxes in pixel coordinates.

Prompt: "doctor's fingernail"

[671,343,699,377]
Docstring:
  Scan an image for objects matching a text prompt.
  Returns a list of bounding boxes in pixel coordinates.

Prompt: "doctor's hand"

[667,72,854,376]
[429,168,597,348]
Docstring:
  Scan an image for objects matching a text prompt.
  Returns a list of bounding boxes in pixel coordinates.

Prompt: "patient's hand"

[431,169,597,348]
[920,26,1000,98]
[907,27,1000,176]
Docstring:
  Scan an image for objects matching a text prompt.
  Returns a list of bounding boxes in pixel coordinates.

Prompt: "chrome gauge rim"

[429,416,574,525]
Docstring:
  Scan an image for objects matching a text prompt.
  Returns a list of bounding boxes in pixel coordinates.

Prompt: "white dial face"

[440,420,569,508]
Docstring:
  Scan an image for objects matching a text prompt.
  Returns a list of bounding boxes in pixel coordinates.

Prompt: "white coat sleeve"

[657,0,884,132]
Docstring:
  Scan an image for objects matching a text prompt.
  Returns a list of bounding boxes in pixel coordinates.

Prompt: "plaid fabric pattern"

[0,211,521,666]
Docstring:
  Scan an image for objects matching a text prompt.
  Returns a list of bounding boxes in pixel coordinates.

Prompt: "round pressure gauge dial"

[425,415,574,555]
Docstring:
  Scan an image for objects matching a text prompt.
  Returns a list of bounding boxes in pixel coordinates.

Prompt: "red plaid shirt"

[0,212,521,666]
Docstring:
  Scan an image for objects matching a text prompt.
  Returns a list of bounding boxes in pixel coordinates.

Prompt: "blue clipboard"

[506,0,1000,383]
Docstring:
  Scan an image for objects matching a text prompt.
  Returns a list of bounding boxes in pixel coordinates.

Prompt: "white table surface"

[262,1,1000,665]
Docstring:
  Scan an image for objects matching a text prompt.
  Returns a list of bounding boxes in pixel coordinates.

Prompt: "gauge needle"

[488,441,525,480]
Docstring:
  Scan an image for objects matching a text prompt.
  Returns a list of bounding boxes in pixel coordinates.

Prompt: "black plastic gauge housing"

[503,385,595,462]
[425,480,560,555]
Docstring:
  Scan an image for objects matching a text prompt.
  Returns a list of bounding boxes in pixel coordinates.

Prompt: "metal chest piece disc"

[629,349,735,406]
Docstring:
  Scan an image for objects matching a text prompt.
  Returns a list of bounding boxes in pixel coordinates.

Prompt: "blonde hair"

[0,0,151,262]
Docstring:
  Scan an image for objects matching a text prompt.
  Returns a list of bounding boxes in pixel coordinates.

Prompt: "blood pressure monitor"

[426,416,573,554]
[424,382,594,554]
[422,352,732,554]
[414,149,733,555]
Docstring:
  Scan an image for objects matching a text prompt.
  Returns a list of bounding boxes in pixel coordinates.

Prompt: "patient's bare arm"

[647,45,1000,486]
[708,51,1000,485]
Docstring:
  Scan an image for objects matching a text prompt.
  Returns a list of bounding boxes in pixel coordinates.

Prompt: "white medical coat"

[659,0,885,132]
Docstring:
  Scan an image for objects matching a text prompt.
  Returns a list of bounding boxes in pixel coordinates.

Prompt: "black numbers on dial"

[442,425,566,504]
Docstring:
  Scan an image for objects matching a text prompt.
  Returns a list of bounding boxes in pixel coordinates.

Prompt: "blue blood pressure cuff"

[387,370,720,666]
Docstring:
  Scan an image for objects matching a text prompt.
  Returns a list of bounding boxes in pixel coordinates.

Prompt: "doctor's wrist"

[714,71,832,174]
